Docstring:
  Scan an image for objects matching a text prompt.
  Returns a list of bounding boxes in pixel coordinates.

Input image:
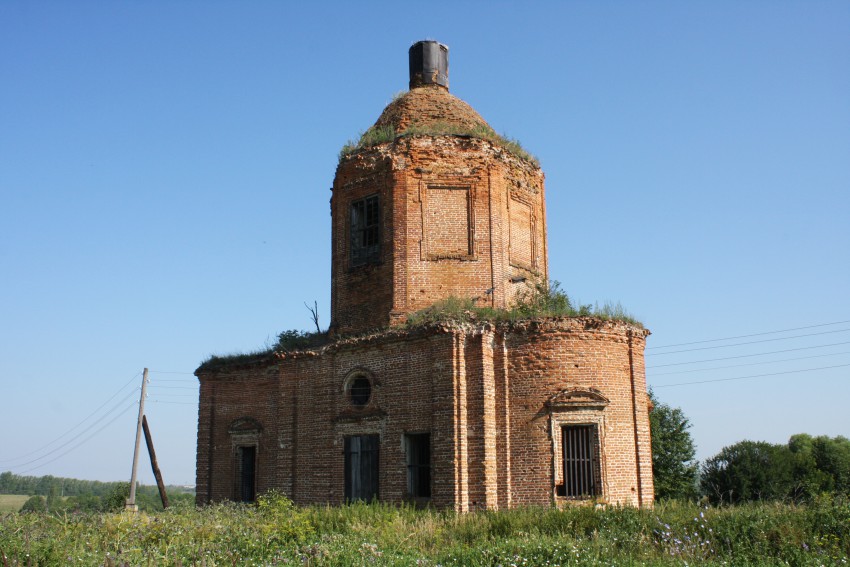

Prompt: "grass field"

[1,494,848,566]
[0,494,28,513]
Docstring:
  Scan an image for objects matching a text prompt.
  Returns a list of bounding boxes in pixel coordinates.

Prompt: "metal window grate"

[562,425,598,498]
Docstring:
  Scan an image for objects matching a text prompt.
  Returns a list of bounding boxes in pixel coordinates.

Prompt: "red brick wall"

[196,319,653,509]
[331,137,547,335]
[195,364,278,505]
[329,163,396,334]
[505,319,653,507]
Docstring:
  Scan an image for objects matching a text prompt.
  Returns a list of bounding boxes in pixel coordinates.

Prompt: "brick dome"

[372,84,492,134]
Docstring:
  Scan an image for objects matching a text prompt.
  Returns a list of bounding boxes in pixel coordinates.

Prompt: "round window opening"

[349,377,372,406]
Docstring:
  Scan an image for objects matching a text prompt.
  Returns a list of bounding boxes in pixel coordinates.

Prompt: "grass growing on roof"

[198,329,330,371]
[405,280,644,328]
[339,121,539,166]
[199,281,640,370]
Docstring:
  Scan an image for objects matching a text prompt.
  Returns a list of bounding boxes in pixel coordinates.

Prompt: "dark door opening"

[238,445,256,502]
[405,433,431,499]
[345,435,379,502]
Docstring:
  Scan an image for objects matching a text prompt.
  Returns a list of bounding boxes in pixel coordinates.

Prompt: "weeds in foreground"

[1,497,848,566]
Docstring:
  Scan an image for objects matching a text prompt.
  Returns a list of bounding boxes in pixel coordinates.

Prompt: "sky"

[1,2,848,487]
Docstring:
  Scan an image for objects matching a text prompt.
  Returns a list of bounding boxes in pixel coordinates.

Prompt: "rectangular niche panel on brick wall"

[424,185,474,260]
[509,197,535,270]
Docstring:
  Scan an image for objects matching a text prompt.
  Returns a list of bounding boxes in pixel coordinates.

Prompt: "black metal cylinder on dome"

[409,40,449,90]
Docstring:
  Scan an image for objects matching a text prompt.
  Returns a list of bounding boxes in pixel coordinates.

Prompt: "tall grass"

[2,496,848,565]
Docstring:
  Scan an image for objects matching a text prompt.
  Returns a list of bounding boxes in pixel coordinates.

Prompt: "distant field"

[0,495,28,513]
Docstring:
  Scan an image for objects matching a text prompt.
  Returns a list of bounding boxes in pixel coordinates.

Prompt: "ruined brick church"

[195,41,654,510]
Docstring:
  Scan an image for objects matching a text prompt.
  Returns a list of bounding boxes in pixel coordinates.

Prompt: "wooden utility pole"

[125,368,149,511]
[142,415,169,509]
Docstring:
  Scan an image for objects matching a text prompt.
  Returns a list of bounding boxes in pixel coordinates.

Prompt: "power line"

[4,390,140,468]
[649,350,850,377]
[646,328,850,356]
[15,401,138,475]
[147,393,197,398]
[149,370,195,375]
[647,340,850,368]
[647,320,850,350]
[0,372,140,464]
[147,400,196,406]
[652,363,850,389]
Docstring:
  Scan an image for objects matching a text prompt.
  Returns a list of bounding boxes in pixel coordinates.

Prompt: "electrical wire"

[647,319,850,349]
[652,363,850,389]
[649,350,850,377]
[646,328,850,356]
[147,395,196,399]
[647,340,850,368]
[0,372,141,464]
[15,401,138,475]
[4,390,141,468]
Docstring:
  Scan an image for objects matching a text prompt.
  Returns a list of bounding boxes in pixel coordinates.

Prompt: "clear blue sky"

[1,2,848,486]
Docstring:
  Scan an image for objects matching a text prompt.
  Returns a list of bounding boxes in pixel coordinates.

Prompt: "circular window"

[349,377,372,406]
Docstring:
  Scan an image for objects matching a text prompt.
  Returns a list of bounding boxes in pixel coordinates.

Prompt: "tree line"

[0,472,194,513]
[650,391,850,503]
[1,471,128,498]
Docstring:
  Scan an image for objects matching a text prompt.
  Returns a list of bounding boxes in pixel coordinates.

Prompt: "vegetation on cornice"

[198,330,329,372]
[197,348,276,372]
[199,282,640,372]
[339,121,539,166]
[405,280,644,329]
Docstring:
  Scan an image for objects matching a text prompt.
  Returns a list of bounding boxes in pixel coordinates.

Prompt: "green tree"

[701,440,795,504]
[789,434,850,499]
[104,482,131,512]
[45,484,59,512]
[649,390,698,500]
[0,471,13,493]
[20,495,46,513]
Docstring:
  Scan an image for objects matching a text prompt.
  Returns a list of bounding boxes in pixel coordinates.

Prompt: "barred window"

[350,195,380,266]
[560,425,599,498]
